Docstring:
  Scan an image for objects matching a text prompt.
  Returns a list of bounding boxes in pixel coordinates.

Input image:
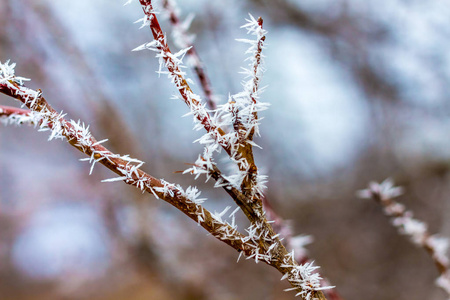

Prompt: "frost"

[0,60,30,86]
[357,178,404,200]
[291,235,314,258]
[241,14,267,38]
[392,215,427,245]
[180,185,207,205]
[436,271,450,296]
[0,110,37,126]
[133,12,270,201]
[427,235,450,267]
[173,15,270,191]
[281,255,334,299]
[212,206,232,223]
[0,6,340,298]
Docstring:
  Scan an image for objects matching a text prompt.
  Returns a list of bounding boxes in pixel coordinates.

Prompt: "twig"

[233,14,267,200]
[162,0,216,110]
[358,178,450,297]
[0,105,34,125]
[0,105,30,116]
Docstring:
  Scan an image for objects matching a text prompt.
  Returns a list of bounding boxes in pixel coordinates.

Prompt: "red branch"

[0,105,31,116]
[162,0,216,110]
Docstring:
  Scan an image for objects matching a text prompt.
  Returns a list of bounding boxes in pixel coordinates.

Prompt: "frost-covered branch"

[263,196,343,300]
[0,105,34,125]
[161,0,216,110]
[232,14,268,200]
[236,14,267,142]
[0,1,335,297]
[0,105,31,117]
[358,179,450,297]
[135,0,227,147]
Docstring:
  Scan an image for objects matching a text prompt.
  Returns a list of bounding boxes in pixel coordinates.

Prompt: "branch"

[135,1,228,148]
[358,179,450,297]
[0,105,30,116]
[0,105,34,125]
[233,14,267,199]
[162,0,216,110]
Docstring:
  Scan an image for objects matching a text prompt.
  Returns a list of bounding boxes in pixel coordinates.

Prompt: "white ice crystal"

[427,235,450,267]
[281,254,334,299]
[436,271,450,297]
[392,214,427,245]
[357,178,404,200]
[123,0,135,6]
[0,110,38,126]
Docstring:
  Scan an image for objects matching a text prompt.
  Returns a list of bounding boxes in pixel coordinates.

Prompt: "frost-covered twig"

[0,105,31,117]
[161,0,216,110]
[231,14,268,200]
[1,1,334,297]
[135,0,227,147]
[236,14,266,142]
[263,196,343,300]
[358,178,450,297]
[0,105,34,125]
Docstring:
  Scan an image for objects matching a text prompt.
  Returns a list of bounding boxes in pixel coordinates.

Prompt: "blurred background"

[1,0,450,299]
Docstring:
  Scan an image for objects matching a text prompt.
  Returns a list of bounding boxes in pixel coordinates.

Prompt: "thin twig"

[162,0,216,110]
[358,179,450,297]
[0,105,30,116]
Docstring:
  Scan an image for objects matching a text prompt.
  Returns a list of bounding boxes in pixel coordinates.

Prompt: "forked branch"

[0,59,330,299]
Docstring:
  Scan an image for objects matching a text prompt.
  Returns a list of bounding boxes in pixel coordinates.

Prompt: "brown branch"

[138,1,226,143]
